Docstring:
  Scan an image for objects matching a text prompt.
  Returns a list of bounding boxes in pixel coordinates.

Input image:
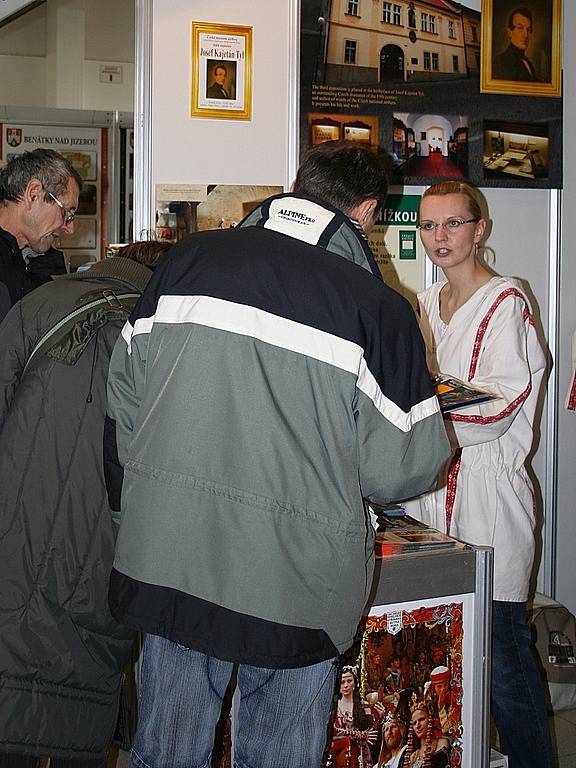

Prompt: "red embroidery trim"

[445,449,462,533]
[447,288,533,425]
[568,377,576,412]
[449,381,532,425]
[468,288,532,380]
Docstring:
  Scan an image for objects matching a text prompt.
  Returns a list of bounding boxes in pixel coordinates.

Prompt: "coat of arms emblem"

[7,128,22,147]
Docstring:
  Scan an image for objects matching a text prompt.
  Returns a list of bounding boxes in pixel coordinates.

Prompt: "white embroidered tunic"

[408,276,546,602]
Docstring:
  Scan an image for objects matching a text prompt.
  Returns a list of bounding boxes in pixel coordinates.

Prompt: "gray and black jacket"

[0,258,148,760]
[105,193,450,669]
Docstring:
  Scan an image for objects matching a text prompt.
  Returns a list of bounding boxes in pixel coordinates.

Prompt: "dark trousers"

[491,600,555,768]
[0,756,106,768]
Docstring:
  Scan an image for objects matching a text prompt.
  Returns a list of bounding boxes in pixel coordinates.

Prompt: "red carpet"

[401,152,466,178]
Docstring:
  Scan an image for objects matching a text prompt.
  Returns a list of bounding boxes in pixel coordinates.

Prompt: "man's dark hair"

[507,7,533,29]
[214,64,227,75]
[0,148,83,204]
[293,141,388,217]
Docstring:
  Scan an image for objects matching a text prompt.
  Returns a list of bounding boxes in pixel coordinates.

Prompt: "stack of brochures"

[364,500,467,557]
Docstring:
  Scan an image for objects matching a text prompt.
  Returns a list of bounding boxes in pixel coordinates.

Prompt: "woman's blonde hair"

[420,181,482,221]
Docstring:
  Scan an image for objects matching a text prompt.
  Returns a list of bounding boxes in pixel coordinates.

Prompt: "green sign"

[399,230,416,260]
[377,194,419,226]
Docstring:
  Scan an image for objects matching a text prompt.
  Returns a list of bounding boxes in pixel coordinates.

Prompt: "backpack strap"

[23,289,140,376]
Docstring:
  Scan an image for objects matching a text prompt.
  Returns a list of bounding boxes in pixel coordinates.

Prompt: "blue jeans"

[130,634,337,768]
[491,601,554,768]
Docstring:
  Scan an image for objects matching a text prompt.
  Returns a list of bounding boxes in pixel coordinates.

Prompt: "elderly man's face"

[384,720,404,750]
[26,176,79,253]
[508,13,532,52]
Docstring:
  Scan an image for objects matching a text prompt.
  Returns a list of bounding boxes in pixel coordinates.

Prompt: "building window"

[348,0,359,15]
[411,57,418,64]
[448,20,456,38]
[382,3,401,24]
[453,55,459,72]
[432,52,439,70]
[471,25,478,42]
[344,40,357,63]
[422,12,436,32]
[423,51,431,70]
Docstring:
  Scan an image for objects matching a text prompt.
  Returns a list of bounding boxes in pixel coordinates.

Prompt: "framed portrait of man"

[480,0,562,97]
[191,22,253,120]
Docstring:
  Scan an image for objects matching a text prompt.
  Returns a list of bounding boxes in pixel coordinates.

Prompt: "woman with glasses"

[408,181,553,768]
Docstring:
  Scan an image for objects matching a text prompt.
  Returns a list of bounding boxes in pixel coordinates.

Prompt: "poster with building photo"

[154,184,283,243]
[300,0,562,188]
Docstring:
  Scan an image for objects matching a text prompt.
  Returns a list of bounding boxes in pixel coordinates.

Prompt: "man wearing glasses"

[0,148,81,323]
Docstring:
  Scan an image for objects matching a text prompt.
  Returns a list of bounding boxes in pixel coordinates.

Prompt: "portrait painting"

[191,22,252,120]
[481,0,562,97]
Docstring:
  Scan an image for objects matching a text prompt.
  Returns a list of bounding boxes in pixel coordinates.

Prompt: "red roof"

[420,0,461,12]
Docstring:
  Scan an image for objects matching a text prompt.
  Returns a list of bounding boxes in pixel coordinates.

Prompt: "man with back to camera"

[493,7,540,81]
[0,149,82,323]
[104,140,451,768]
[206,63,230,98]
[0,241,171,768]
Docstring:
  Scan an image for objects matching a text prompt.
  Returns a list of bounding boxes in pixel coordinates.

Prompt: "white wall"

[150,0,295,189]
[0,0,134,112]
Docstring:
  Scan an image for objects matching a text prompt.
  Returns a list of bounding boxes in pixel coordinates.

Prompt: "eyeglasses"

[46,190,76,226]
[417,218,479,232]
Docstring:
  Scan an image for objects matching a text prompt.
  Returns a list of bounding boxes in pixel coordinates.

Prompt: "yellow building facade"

[324,0,478,83]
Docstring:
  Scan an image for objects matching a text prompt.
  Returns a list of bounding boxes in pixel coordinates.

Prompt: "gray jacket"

[106,194,451,668]
[0,258,150,760]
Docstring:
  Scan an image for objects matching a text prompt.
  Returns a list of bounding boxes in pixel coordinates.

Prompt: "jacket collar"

[0,225,22,261]
[238,193,382,280]
[61,256,153,292]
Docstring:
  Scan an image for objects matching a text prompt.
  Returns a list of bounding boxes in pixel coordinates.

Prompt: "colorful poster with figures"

[326,594,477,768]
[1,124,104,266]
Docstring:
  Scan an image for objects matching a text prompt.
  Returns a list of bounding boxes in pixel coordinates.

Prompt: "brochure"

[434,374,499,413]
[374,523,467,558]
[364,500,406,518]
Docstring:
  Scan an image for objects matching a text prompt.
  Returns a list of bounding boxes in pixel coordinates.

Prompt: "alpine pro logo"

[276,208,316,225]
[265,197,335,246]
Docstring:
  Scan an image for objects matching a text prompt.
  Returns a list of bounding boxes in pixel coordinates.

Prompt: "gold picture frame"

[480,0,562,98]
[191,21,253,120]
